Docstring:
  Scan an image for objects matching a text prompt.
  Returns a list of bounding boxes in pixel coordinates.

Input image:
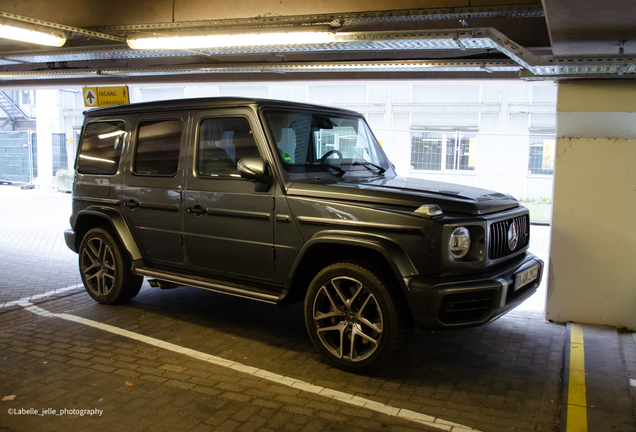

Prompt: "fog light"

[449,227,471,259]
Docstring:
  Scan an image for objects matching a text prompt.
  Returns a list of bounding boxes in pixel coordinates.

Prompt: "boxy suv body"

[65,97,543,373]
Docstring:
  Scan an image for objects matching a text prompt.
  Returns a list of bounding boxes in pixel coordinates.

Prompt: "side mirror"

[237,157,271,191]
[237,157,268,181]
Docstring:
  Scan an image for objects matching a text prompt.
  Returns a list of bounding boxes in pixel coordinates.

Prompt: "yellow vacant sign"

[83,86,130,107]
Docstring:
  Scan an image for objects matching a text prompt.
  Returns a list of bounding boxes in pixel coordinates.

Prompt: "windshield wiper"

[318,163,346,177]
[350,161,386,175]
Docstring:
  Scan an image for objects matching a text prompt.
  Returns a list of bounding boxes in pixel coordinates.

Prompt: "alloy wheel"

[81,237,116,296]
[312,276,383,362]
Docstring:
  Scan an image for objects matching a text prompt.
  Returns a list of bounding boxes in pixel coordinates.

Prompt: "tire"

[79,227,143,305]
[304,261,414,373]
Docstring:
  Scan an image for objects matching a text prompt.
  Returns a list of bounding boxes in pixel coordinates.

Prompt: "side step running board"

[135,267,279,304]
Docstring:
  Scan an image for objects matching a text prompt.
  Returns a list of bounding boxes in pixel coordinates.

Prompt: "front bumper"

[406,253,543,330]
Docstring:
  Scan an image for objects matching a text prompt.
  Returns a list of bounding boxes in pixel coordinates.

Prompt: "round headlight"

[449,227,471,259]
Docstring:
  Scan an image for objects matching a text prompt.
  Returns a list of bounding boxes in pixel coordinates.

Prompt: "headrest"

[201,119,223,142]
[272,125,282,143]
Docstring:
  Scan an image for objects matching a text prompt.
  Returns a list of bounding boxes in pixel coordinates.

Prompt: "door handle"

[124,199,139,209]
[187,205,205,215]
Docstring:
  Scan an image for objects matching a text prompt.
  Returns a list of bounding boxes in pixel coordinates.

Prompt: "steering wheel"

[319,149,343,163]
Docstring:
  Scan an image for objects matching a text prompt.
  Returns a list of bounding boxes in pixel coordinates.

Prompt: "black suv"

[65,97,543,373]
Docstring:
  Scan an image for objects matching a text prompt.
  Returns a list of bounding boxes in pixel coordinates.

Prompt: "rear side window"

[134,119,182,175]
[77,121,125,175]
[197,117,260,177]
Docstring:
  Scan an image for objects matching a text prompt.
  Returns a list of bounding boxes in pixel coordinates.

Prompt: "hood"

[286,175,519,215]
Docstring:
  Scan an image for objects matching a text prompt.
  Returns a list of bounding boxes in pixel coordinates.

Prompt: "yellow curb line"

[567,323,587,432]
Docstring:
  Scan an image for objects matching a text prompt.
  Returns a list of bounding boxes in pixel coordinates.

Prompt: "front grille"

[439,290,497,325]
[488,214,529,260]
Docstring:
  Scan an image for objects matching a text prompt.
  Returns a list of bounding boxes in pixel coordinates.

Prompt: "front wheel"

[304,261,413,373]
[79,227,143,305]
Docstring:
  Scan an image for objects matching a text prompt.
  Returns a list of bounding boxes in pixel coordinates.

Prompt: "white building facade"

[2,80,557,205]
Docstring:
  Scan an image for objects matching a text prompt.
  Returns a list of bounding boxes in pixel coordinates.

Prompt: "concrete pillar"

[35,90,55,190]
[545,80,636,329]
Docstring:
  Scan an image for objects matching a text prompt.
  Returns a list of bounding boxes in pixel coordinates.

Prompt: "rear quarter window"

[77,121,125,175]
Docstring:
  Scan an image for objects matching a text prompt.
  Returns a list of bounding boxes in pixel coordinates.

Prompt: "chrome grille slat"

[488,214,529,260]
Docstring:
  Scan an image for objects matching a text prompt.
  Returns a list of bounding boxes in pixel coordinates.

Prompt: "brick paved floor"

[0,186,82,307]
[0,186,565,431]
[0,305,437,432]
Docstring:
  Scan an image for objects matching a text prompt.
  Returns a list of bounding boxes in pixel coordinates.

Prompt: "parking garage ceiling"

[0,0,633,86]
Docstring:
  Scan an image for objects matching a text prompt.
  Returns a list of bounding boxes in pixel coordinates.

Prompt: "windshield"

[263,109,390,180]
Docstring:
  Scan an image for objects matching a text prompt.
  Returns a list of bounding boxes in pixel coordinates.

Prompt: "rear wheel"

[79,227,143,304]
[304,261,413,373]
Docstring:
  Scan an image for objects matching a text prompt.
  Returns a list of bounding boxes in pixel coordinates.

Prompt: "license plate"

[514,264,540,291]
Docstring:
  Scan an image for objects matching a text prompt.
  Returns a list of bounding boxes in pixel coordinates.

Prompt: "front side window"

[197,117,260,177]
[77,121,125,175]
[263,110,389,180]
[134,119,182,175]
[411,131,476,172]
[528,136,555,175]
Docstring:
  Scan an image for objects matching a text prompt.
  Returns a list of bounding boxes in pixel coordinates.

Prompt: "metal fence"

[0,131,69,184]
[0,131,31,183]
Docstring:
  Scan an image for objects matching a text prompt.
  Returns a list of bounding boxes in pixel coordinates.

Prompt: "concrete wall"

[0,0,542,27]
[546,80,636,329]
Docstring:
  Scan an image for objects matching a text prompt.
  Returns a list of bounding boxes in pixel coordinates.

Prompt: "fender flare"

[74,207,143,261]
[279,230,419,304]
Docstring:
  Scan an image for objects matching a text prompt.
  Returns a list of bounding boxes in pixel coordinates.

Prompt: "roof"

[83,97,362,117]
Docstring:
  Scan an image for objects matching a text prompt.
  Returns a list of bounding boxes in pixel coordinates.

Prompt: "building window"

[528,135,555,175]
[411,131,476,172]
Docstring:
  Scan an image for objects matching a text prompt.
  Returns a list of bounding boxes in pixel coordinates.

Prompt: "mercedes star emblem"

[508,221,518,251]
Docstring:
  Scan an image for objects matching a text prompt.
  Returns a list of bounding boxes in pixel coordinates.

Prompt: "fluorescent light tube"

[0,19,66,47]
[127,31,335,50]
